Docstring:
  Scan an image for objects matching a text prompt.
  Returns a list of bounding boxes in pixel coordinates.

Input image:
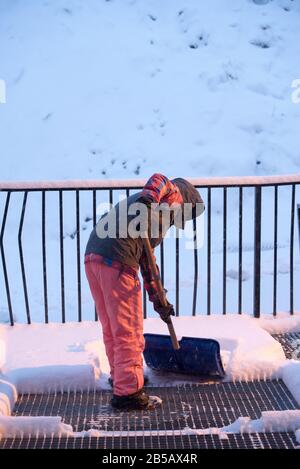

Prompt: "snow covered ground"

[1,0,300,180]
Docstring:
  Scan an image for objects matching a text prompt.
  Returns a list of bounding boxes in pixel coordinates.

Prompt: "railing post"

[253,186,262,318]
[223,188,227,315]
[192,217,198,317]
[290,185,295,315]
[175,231,179,316]
[297,203,300,255]
[238,187,243,314]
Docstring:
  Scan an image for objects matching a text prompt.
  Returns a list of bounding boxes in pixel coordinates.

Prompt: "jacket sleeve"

[139,173,183,206]
[139,174,179,303]
[140,247,161,303]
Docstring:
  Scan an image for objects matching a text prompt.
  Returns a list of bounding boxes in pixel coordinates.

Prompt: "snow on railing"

[0,173,300,190]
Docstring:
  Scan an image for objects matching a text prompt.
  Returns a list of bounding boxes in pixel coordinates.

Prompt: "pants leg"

[85,260,115,379]
[99,264,145,397]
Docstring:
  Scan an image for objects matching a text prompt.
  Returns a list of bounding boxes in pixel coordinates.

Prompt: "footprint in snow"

[189,34,208,49]
[226,269,250,281]
[250,39,271,49]
[68,343,85,352]
[134,165,141,175]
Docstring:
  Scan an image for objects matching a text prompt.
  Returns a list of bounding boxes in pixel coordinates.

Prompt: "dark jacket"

[85,174,204,302]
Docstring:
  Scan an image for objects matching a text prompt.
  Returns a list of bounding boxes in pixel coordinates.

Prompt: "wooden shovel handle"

[142,236,180,350]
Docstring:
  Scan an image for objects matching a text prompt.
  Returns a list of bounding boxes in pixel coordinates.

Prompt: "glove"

[153,300,175,324]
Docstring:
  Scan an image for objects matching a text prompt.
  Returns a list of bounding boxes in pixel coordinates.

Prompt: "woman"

[85,173,204,410]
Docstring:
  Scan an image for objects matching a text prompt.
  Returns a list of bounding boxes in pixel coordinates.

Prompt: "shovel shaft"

[142,236,180,350]
[167,321,180,350]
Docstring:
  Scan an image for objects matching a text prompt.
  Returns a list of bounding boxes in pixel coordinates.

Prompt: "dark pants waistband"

[84,253,138,277]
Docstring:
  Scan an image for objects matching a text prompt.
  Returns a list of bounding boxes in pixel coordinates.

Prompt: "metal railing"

[0,174,299,325]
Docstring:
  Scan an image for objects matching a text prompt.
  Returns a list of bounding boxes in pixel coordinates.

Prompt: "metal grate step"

[1,379,299,449]
[0,432,298,450]
[12,380,298,433]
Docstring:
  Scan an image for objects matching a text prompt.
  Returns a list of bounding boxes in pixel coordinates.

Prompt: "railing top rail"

[0,173,300,191]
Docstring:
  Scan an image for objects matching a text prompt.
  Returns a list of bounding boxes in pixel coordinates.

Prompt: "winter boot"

[111,389,161,411]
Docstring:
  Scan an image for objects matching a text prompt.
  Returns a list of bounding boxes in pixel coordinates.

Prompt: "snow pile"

[280,361,300,408]
[220,410,300,434]
[261,410,300,432]
[0,341,5,373]
[0,379,17,417]
[0,416,73,439]
[0,326,6,372]
[176,410,300,443]
[257,312,300,335]
[256,313,300,406]
[2,323,104,394]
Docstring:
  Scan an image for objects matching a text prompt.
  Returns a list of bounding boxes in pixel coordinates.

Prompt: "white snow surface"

[0,379,17,418]
[0,416,73,439]
[220,410,300,434]
[280,360,300,410]
[1,0,300,181]
[0,315,287,396]
[2,322,103,394]
[257,312,300,334]
[0,314,299,413]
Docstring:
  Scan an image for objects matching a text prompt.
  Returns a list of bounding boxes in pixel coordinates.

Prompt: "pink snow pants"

[84,253,145,396]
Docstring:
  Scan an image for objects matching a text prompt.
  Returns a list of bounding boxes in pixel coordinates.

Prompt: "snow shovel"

[142,237,225,379]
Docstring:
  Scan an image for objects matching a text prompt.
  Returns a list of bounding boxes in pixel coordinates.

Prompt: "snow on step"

[0,380,17,417]
[2,322,105,394]
[0,314,295,398]
[0,416,73,439]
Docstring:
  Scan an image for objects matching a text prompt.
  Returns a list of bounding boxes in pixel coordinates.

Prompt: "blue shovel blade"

[143,333,225,379]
